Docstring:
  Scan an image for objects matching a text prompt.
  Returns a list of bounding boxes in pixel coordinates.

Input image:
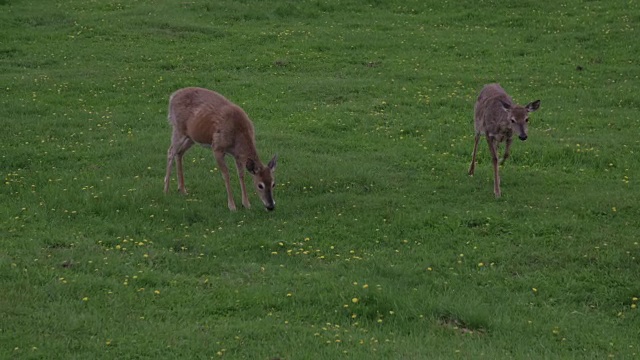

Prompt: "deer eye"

[258,183,265,190]
[510,119,516,123]
[525,118,529,123]
[271,182,276,188]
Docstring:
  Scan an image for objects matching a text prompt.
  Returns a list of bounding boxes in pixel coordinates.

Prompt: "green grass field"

[1,0,639,358]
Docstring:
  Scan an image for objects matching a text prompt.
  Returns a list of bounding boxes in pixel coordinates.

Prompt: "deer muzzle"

[263,194,275,211]
[517,124,528,141]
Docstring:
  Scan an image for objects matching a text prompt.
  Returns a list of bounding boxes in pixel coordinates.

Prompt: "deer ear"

[499,99,511,112]
[246,159,257,174]
[526,100,541,112]
[268,154,277,171]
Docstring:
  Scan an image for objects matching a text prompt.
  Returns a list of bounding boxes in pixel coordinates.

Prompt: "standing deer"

[468,83,540,197]
[164,87,277,211]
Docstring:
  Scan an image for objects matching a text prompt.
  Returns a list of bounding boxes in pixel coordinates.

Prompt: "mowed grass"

[1,0,639,358]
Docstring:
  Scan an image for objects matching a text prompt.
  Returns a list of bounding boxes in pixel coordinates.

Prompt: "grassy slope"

[1,0,639,358]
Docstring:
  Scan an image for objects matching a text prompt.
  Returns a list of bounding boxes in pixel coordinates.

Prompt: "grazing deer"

[164,87,277,211]
[468,83,540,197]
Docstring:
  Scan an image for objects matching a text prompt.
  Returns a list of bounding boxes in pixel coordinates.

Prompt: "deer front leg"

[235,157,251,209]
[487,137,501,198]
[213,150,237,211]
[468,133,481,176]
[500,137,513,165]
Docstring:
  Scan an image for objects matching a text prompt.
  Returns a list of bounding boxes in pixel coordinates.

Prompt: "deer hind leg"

[468,133,481,176]
[234,157,251,209]
[165,133,193,194]
[175,139,194,194]
[500,137,513,165]
[487,137,501,198]
[213,149,237,211]
[164,147,174,193]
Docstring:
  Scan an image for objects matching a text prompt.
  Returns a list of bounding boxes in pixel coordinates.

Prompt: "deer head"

[246,155,277,211]
[500,99,541,141]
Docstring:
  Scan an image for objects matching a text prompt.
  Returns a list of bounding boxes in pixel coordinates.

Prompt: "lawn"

[1,0,639,358]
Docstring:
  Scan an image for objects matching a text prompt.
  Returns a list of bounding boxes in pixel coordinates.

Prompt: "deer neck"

[234,135,261,167]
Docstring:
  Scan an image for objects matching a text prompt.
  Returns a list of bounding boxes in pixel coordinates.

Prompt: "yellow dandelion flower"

[351,297,359,304]
[154,290,160,295]
[82,297,89,302]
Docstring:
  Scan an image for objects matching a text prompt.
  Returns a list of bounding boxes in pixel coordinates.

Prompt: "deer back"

[474,83,514,141]
[169,87,256,153]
